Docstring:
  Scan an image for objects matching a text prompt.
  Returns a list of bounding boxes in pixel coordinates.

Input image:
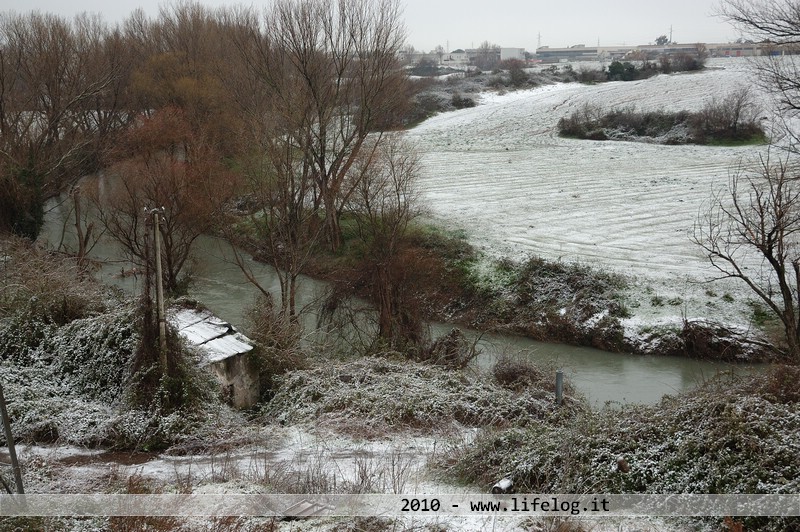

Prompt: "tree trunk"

[322,190,342,253]
[785,319,800,359]
[289,274,297,318]
[72,189,92,273]
[377,265,394,343]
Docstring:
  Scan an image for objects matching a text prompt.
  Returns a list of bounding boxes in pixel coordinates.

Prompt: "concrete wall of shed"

[208,353,259,408]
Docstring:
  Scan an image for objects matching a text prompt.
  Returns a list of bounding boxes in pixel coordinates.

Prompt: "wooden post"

[555,369,564,406]
[0,380,24,494]
[153,209,168,369]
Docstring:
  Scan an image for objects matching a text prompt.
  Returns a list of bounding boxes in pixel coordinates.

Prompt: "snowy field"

[409,57,777,332]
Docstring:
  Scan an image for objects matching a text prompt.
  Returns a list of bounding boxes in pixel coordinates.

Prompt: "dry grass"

[748,364,800,404]
[0,234,109,323]
[493,354,579,401]
[243,295,309,401]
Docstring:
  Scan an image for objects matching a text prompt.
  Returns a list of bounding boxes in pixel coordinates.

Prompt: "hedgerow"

[558,99,767,146]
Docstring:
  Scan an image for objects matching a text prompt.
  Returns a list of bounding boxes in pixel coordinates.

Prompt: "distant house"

[401,45,529,69]
[500,48,526,62]
[443,49,470,65]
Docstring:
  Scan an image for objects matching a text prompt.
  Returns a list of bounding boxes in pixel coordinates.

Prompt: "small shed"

[170,308,258,408]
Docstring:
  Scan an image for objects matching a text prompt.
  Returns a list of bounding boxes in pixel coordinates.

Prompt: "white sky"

[1,0,742,52]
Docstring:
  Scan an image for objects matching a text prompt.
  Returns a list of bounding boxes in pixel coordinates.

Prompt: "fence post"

[555,369,564,406]
[0,379,24,493]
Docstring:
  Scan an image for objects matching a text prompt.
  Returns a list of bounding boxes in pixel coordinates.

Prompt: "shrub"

[558,96,766,146]
[745,364,800,404]
[607,61,638,81]
[244,295,308,401]
[513,256,628,321]
[691,87,766,144]
[492,354,578,398]
[417,327,479,368]
[0,235,109,324]
[501,59,529,87]
[0,298,228,450]
[442,371,799,531]
[577,66,606,83]
[557,103,606,139]
[670,52,705,72]
[451,93,476,109]
[263,357,582,436]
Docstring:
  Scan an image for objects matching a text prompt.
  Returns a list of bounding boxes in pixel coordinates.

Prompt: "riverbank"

[293,222,776,362]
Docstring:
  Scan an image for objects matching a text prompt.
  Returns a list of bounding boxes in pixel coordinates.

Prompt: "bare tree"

[692,0,800,360]
[434,44,445,64]
[474,40,500,70]
[220,0,410,324]
[696,86,761,141]
[222,6,320,318]
[257,0,409,252]
[350,135,423,347]
[718,0,800,113]
[695,42,710,62]
[0,12,127,238]
[694,153,800,359]
[93,107,235,294]
[230,99,325,318]
[127,3,240,157]
[61,184,104,274]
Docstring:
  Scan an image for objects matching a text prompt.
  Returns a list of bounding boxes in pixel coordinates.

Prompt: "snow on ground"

[408,58,777,334]
[10,431,678,531]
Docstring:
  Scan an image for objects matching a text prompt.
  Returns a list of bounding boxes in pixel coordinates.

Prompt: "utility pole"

[150,208,168,369]
[0,380,24,494]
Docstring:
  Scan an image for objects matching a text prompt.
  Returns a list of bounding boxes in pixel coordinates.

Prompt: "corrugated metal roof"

[169,308,253,363]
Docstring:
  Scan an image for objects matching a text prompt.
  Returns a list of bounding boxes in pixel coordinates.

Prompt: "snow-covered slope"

[409,58,775,332]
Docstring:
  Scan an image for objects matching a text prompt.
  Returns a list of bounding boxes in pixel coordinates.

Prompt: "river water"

[39,197,758,406]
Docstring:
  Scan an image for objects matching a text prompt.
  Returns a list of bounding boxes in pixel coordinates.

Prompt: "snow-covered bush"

[0,301,231,450]
[557,102,767,146]
[243,295,309,402]
[43,310,138,401]
[0,310,54,363]
[1,307,138,445]
[263,356,582,436]
[444,368,800,531]
[455,255,630,350]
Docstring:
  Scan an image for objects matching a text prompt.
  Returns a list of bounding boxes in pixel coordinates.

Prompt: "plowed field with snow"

[409,58,774,332]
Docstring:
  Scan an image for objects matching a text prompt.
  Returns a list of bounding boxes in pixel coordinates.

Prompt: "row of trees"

[1,0,421,348]
[0,12,130,238]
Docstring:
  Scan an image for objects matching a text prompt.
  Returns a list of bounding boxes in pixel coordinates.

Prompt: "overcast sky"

[2,0,741,52]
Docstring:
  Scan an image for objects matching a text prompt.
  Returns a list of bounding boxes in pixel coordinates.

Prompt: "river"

[38,196,758,406]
